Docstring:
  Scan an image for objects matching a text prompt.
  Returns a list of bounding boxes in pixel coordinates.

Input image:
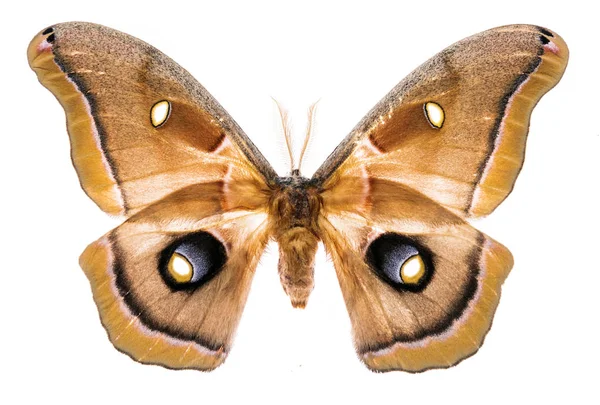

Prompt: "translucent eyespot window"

[151,100,171,127]
[167,253,194,283]
[424,101,445,128]
[399,254,426,285]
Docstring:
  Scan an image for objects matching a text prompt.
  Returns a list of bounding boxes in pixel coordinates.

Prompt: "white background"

[2,0,598,403]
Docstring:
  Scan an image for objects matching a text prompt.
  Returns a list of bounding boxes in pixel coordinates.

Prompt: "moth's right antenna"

[297,100,319,175]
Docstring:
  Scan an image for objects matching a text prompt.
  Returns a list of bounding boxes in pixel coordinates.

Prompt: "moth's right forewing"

[314,25,568,218]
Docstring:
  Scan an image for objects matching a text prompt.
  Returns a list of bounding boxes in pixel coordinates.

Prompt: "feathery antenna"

[297,100,319,175]
[272,98,319,176]
[272,98,295,172]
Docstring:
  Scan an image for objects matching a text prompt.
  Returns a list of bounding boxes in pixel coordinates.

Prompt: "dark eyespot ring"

[366,233,433,292]
[42,27,54,35]
[159,231,226,290]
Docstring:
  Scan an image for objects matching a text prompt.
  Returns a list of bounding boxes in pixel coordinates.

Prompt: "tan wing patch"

[468,29,569,216]
[28,29,124,215]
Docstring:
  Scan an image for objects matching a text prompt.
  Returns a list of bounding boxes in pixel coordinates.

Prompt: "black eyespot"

[42,27,54,35]
[46,33,55,43]
[540,35,550,45]
[159,231,226,290]
[538,27,554,37]
[366,233,433,292]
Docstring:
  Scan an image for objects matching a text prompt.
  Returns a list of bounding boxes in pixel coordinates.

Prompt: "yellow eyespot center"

[424,101,445,128]
[400,255,426,284]
[167,253,193,283]
[151,100,171,127]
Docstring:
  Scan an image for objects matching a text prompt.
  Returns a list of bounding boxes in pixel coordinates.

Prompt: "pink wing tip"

[37,39,53,53]
[544,41,560,55]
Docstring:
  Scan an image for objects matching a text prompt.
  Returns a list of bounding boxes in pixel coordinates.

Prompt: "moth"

[28,22,568,372]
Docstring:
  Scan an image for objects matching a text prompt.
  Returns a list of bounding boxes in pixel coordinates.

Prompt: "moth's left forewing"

[27,22,276,217]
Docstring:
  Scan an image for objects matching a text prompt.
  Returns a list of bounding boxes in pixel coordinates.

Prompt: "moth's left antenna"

[272,98,295,173]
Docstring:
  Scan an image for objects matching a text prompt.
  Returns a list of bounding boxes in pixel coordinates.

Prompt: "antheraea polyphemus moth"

[28,22,568,372]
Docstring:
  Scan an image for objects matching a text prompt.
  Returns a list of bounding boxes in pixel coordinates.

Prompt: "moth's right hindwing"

[319,178,513,372]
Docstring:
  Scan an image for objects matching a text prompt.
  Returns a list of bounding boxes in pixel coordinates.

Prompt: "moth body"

[269,174,321,308]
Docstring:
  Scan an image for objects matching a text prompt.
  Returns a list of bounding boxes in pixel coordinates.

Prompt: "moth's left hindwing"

[317,25,568,372]
[28,22,275,370]
[81,186,270,370]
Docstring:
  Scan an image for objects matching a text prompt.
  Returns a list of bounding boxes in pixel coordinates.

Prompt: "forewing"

[28,22,276,216]
[314,25,568,217]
